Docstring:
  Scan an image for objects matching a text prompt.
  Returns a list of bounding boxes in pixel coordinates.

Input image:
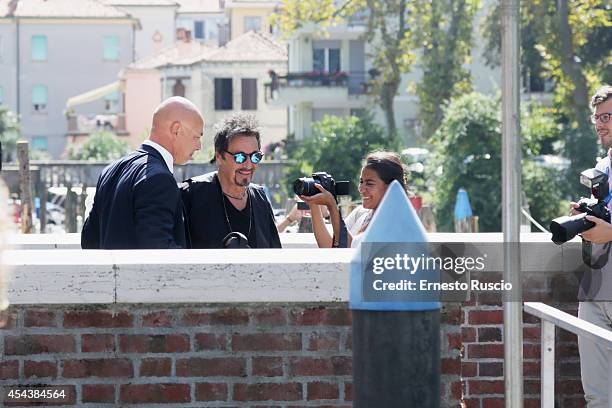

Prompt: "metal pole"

[501,0,523,407]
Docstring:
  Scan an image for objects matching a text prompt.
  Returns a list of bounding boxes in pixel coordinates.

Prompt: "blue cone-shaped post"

[454,188,473,221]
[351,180,440,408]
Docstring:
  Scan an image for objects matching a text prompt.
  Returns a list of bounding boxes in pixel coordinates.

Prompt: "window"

[31,136,48,151]
[241,78,257,110]
[244,16,261,33]
[172,80,185,97]
[214,78,233,110]
[32,85,47,112]
[194,21,205,39]
[31,35,47,61]
[105,90,119,112]
[103,36,119,61]
[312,47,341,72]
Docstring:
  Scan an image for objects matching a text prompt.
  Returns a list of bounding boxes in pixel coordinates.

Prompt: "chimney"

[175,28,192,43]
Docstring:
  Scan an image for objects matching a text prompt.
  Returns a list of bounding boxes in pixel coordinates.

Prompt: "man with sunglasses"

[567,85,612,407]
[181,113,281,248]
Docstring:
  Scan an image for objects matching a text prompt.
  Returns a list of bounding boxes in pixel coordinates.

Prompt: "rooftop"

[103,0,179,6]
[175,0,222,13]
[0,0,132,18]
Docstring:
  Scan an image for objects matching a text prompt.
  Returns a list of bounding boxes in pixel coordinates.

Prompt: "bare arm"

[300,184,352,248]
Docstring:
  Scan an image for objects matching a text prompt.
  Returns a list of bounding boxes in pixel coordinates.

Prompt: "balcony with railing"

[66,113,128,137]
[265,70,370,107]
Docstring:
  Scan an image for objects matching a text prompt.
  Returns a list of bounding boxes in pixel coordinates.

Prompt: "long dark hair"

[363,151,407,192]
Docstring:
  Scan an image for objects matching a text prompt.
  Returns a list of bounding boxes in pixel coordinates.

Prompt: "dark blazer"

[181,171,282,249]
[81,144,187,249]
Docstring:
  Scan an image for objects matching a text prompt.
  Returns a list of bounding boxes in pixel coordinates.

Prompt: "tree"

[432,92,566,232]
[272,0,479,140]
[481,0,611,191]
[0,107,20,163]
[66,131,129,161]
[283,114,391,200]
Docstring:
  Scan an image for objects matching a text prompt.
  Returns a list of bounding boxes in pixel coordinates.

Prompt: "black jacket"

[81,144,187,249]
[181,171,281,249]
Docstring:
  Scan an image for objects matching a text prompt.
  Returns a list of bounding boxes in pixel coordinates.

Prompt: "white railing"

[524,302,612,408]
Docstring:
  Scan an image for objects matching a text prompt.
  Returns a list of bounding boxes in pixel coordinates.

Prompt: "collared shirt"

[143,140,174,174]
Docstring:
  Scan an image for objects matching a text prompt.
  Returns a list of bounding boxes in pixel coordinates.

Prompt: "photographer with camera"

[181,114,281,249]
[567,85,612,407]
[299,151,408,248]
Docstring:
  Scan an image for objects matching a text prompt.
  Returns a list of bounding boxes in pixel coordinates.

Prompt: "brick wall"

[0,301,581,407]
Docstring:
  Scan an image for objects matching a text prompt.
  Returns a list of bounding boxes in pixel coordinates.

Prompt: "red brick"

[462,362,477,377]
[290,307,351,326]
[449,380,463,400]
[24,360,57,378]
[524,399,540,408]
[195,333,227,351]
[468,310,503,325]
[63,310,133,328]
[559,361,580,377]
[0,310,17,329]
[24,310,56,327]
[468,380,504,395]
[82,384,115,403]
[447,332,462,350]
[558,330,578,342]
[62,358,133,378]
[253,357,283,377]
[120,383,190,404]
[0,360,19,379]
[289,357,351,376]
[307,382,339,400]
[480,398,504,407]
[345,332,352,351]
[140,358,172,377]
[344,382,352,401]
[119,334,189,353]
[82,334,115,352]
[523,326,540,341]
[441,358,461,375]
[252,308,287,325]
[479,362,503,377]
[195,383,228,401]
[523,361,540,377]
[463,398,480,408]
[4,335,76,355]
[562,397,588,408]
[462,327,477,342]
[441,307,463,324]
[523,344,541,359]
[478,327,502,342]
[524,379,540,395]
[555,379,583,394]
[234,383,302,401]
[467,344,503,359]
[308,332,340,351]
[176,357,246,377]
[556,343,579,358]
[142,311,173,327]
[232,333,301,351]
[182,307,249,326]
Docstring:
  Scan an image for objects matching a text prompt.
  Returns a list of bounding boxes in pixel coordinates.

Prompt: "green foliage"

[0,107,20,163]
[432,92,566,232]
[191,145,215,163]
[283,114,391,200]
[66,131,129,161]
[29,149,52,161]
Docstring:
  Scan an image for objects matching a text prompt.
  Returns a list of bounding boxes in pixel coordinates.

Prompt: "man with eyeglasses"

[569,85,612,407]
[181,113,281,248]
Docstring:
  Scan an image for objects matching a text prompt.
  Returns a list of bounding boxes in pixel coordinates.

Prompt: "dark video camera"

[293,172,350,197]
[550,168,611,245]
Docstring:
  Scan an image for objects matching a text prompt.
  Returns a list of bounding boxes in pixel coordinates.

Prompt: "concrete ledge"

[5,249,353,305]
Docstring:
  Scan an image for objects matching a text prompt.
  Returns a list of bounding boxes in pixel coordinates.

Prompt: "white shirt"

[143,140,174,174]
[344,205,372,248]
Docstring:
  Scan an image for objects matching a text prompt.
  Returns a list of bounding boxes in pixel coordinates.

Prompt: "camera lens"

[293,177,317,196]
[550,213,594,244]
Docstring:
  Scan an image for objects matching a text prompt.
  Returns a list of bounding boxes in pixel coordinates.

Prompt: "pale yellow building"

[225,0,279,40]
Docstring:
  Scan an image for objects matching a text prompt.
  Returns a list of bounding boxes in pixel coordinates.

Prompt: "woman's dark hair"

[363,151,407,192]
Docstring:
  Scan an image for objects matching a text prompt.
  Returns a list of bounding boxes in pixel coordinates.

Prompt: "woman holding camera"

[299,151,408,248]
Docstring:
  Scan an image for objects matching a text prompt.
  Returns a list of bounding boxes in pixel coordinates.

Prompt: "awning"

[66,81,121,109]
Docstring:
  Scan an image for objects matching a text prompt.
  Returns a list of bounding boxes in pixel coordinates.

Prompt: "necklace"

[222,192,252,240]
[223,189,247,200]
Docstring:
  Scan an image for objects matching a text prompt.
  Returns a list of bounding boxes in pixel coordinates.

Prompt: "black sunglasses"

[224,150,264,164]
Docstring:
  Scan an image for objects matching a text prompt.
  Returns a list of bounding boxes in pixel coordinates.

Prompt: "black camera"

[550,168,611,244]
[293,172,350,197]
